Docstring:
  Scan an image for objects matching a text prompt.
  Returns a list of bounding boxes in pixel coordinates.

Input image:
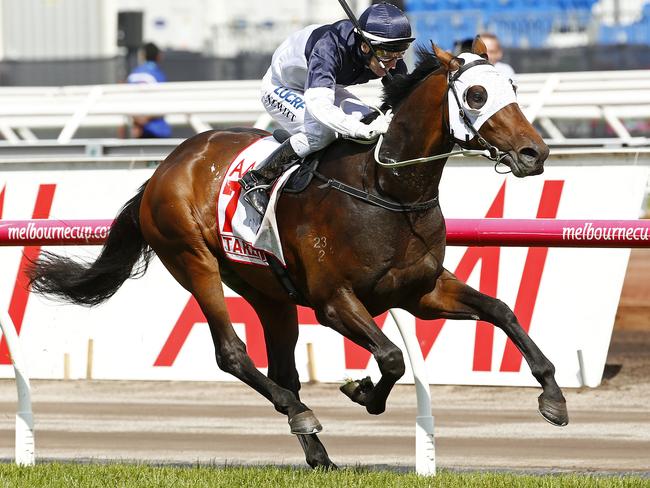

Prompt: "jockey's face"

[369,55,399,76]
[361,42,402,77]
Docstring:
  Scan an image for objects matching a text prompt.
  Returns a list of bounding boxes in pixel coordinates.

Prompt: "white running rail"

[0,69,648,146]
[0,309,35,466]
[391,309,436,476]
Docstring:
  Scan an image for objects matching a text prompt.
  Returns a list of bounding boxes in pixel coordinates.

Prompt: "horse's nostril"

[519,147,539,163]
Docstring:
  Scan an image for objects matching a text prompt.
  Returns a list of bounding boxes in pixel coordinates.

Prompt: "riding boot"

[238,139,300,215]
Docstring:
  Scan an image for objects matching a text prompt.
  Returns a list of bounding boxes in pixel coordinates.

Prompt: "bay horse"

[29,39,568,468]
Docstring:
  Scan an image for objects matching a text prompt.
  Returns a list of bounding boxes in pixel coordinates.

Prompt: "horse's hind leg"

[409,269,568,426]
[247,295,336,469]
[152,240,322,435]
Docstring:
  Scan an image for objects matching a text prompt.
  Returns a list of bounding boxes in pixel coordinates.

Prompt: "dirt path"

[0,250,647,473]
[0,373,647,473]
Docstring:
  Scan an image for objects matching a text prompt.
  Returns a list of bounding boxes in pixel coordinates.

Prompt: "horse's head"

[433,38,549,177]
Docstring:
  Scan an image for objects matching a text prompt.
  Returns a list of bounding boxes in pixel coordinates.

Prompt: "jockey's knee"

[289,133,311,158]
[290,130,335,158]
[305,130,336,152]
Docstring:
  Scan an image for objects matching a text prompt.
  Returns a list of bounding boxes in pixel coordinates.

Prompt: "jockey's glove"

[354,112,393,140]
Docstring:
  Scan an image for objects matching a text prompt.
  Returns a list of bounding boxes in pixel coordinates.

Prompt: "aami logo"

[0,184,56,365]
[155,179,565,373]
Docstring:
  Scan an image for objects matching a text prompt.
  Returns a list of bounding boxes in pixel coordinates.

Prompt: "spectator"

[478,33,515,80]
[126,42,172,138]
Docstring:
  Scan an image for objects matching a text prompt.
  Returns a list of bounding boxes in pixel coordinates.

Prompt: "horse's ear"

[472,35,489,60]
[431,42,460,71]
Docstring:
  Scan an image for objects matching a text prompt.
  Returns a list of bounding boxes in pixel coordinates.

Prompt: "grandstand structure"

[406,0,650,50]
[2,0,650,87]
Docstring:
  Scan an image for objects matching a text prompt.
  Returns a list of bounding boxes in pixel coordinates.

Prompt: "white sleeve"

[304,86,364,138]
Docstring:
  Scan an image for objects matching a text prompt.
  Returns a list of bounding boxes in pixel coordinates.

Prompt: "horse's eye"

[465,85,487,110]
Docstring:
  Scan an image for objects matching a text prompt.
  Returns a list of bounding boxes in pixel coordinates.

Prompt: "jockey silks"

[269,21,407,93]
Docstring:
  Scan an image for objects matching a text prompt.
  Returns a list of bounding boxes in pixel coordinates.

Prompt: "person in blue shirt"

[126,42,172,138]
[239,2,415,215]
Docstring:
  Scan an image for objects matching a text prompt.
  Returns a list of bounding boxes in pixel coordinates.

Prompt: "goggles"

[374,48,406,63]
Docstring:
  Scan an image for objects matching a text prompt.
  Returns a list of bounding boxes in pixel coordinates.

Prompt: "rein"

[309,169,439,212]
[305,100,442,213]
[373,58,507,169]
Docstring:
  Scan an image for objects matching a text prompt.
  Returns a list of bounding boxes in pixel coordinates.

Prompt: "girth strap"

[310,170,439,213]
[266,254,311,307]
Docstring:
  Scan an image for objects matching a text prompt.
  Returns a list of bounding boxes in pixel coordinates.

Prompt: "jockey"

[239,2,415,215]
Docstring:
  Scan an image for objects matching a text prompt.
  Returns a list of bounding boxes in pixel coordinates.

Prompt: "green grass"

[0,463,647,488]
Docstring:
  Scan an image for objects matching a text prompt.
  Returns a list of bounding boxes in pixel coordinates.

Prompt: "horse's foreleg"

[317,289,405,415]
[409,269,568,426]
[249,296,336,469]
[156,245,321,435]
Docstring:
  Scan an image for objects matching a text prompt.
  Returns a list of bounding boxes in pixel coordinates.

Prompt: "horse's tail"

[28,181,154,307]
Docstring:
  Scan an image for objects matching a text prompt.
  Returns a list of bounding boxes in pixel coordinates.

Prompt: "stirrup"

[241,183,271,196]
[242,187,269,216]
[239,171,263,192]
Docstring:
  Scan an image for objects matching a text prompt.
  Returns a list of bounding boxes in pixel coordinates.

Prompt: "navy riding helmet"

[358,2,415,52]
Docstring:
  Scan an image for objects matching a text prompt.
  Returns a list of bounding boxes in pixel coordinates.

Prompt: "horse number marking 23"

[313,236,327,262]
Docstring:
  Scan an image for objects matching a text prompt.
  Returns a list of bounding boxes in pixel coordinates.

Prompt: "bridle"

[315,55,513,213]
[447,58,505,161]
[373,57,509,169]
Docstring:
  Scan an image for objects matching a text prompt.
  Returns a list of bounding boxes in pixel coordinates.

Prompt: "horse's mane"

[382,47,442,109]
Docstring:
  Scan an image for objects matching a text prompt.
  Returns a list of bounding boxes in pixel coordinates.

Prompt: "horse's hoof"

[340,376,373,405]
[538,394,569,426]
[289,410,322,435]
[340,379,361,399]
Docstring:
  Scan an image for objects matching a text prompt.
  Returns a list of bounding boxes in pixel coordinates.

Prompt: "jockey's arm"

[304,86,368,138]
[304,34,394,139]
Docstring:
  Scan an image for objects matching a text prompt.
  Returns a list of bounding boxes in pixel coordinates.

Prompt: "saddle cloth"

[216,136,299,267]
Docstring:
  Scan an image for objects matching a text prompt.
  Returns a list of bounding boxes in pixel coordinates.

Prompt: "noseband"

[374,57,508,168]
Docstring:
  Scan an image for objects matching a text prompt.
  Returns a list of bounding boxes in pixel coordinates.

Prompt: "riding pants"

[260,70,373,158]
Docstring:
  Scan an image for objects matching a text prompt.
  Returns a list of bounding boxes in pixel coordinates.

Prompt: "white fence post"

[0,309,35,466]
[390,309,436,476]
